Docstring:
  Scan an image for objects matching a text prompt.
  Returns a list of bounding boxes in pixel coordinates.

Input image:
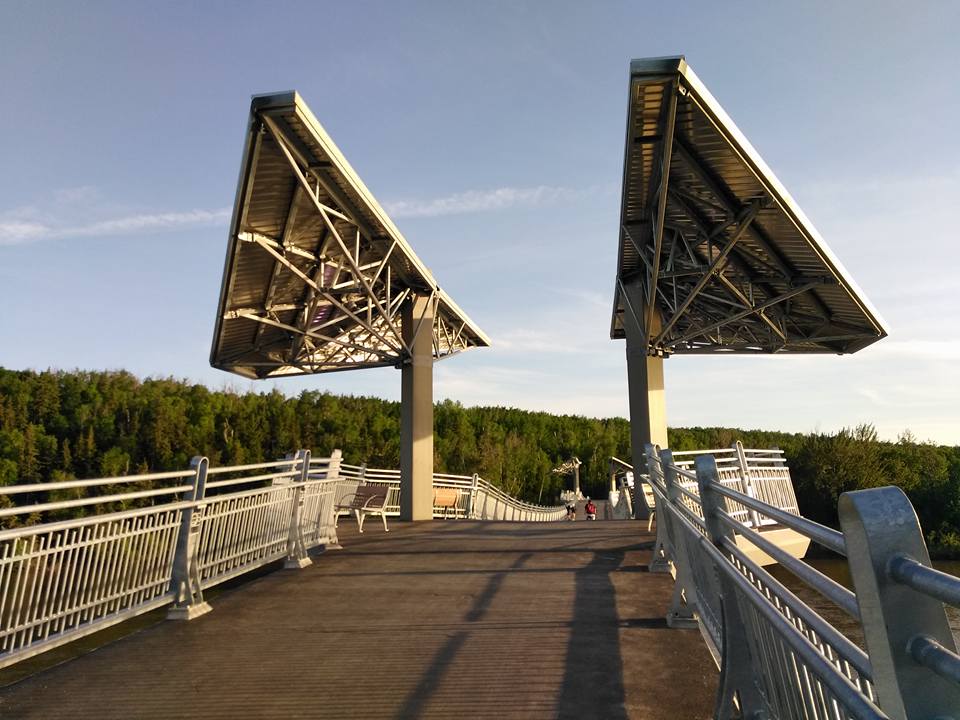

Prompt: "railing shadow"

[394,552,534,719]
[556,548,628,720]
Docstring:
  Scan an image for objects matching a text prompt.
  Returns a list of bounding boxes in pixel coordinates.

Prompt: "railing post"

[284,449,312,569]
[468,473,479,519]
[645,444,672,573]
[328,449,343,481]
[660,448,698,629]
[839,486,960,719]
[321,450,344,551]
[168,456,212,620]
[696,454,766,720]
[734,441,763,528]
[620,475,634,518]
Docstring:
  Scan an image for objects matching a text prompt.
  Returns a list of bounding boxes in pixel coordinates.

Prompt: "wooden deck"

[0,520,716,719]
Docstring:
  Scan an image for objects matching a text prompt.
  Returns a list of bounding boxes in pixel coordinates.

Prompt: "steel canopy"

[611,57,888,356]
[211,91,490,379]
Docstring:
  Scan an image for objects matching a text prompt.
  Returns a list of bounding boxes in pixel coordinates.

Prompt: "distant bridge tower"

[552,457,582,498]
[609,57,887,519]
[209,91,489,522]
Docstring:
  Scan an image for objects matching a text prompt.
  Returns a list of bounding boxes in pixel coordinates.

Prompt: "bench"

[433,487,461,518]
[334,485,389,533]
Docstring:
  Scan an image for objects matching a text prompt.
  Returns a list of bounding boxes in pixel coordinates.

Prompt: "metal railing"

[644,443,960,719]
[329,463,567,522]
[0,450,342,669]
[0,450,563,670]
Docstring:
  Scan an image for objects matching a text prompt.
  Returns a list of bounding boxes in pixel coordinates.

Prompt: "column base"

[167,601,212,621]
[284,556,313,569]
[667,612,699,630]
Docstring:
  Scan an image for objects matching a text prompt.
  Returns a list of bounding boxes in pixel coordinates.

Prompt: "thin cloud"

[495,328,593,355]
[384,185,587,219]
[868,339,960,361]
[0,208,231,246]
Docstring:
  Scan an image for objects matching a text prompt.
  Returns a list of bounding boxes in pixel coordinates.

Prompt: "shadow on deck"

[0,521,715,719]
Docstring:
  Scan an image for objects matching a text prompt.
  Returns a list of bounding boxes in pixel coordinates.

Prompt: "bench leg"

[358,509,368,533]
[381,511,389,532]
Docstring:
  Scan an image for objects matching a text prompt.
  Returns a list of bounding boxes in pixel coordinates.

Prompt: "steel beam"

[645,82,678,343]
[653,203,762,347]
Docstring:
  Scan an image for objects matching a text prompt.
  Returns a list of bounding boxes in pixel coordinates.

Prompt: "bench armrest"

[334,492,359,508]
[361,494,387,510]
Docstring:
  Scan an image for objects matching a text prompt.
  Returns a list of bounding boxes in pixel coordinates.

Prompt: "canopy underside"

[612,57,888,356]
[211,92,489,379]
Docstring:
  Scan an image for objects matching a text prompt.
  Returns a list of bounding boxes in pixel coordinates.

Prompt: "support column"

[623,279,667,520]
[400,294,434,521]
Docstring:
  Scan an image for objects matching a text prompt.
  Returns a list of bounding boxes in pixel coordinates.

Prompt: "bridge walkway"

[0,520,715,719]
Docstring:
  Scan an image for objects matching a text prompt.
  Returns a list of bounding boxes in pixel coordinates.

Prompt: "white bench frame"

[433,487,461,518]
[335,485,389,533]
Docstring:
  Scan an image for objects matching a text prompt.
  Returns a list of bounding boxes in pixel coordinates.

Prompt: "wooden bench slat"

[432,488,460,508]
[334,484,390,533]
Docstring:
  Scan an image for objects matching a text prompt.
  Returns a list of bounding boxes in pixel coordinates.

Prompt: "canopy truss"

[611,57,888,356]
[211,92,489,379]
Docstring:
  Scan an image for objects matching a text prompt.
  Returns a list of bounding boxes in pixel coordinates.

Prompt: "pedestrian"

[584,498,597,520]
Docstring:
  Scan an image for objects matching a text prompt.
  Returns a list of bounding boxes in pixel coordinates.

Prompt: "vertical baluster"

[11,535,40,650]
[0,540,14,652]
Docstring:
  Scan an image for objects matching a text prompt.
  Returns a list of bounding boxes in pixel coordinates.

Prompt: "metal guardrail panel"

[646,443,960,719]
[0,448,578,671]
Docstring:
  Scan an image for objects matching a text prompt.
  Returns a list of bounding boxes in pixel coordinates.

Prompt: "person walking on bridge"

[584,498,597,520]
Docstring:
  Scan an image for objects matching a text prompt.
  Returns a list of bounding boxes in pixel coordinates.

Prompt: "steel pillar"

[400,294,434,521]
[623,281,666,519]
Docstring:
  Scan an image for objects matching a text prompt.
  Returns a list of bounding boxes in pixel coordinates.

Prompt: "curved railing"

[330,462,566,522]
[644,443,960,719]
[0,449,562,670]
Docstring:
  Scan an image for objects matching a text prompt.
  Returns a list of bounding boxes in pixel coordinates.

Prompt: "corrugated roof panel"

[211,91,490,378]
[612,57,888,356]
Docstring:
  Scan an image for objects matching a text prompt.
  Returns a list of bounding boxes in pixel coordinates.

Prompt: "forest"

[2,367,959,555]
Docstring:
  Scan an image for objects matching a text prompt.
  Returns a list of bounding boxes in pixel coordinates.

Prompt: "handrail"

[889,555,960,607]
[709,479,846,554]
[0,446,572,671]
[0,470,196,495]
[645,443,960,718]
[716,511,860,618]
[0,484,196,518]
[319,460,566,521]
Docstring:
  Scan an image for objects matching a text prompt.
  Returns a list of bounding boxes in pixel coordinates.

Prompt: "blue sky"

[1,2,958,443]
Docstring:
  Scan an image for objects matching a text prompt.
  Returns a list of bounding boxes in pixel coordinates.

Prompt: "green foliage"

[0,368,629,504]
[1,368,958,555]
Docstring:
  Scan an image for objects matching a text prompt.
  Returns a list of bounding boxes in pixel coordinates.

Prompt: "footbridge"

[2,449,960,718]
[3,55,959,720]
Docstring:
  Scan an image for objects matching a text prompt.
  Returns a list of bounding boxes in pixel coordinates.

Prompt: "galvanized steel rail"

[0,450,563,670]
[332,463,567,522]
[643,443,960,719]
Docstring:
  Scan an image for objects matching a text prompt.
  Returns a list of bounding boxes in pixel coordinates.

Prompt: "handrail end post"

[839,485,960,718]
[661,447,697,627]
[646,445,672,574]
[284,449,313,569]
[168,456,212,620]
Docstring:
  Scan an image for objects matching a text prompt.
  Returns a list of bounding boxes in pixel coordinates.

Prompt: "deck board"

[0,520,716,719]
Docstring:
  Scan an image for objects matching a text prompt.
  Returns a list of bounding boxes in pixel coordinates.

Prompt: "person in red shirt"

[584,499,597,520]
